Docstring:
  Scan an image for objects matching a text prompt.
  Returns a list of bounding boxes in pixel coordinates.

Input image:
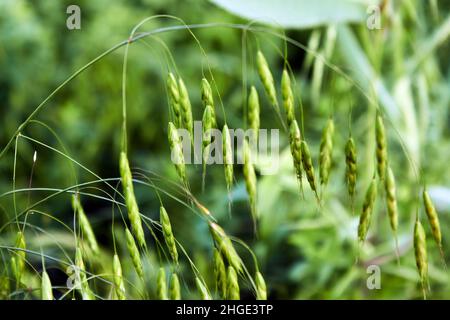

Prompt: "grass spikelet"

[248,86,260,142]
[125,228,144,279]
[300,140,319,202]
[160,206,178,265]
[167,72,181,128]
[41,270,53,300]
[255,271,267,300]
[75,247,95,300]
[423,189,443,255]
[195,277,212,300]
[178,77,194,139]
[243,139,257,222]
[375,114,387,180]
[201,78,217,128]
[281,69,295,127]
[414,219,428,298]
[358,177,377,244]
[289,120,303,196]
[202,105,214,190]
[11,231,26,284]
[112,254,126,300]
[319,118,335,187]
[169,273,181,300]
[256,51,278,110]
[226,266,240,300]
[120,151,146,248]
[209,222,242,273]
[384,166,399,246]
[222,124,234,196]
[157,267,168,300]
[72,195,99,255]
[345,136,357,206]
[213,248,227,299]
[168,122,187,186]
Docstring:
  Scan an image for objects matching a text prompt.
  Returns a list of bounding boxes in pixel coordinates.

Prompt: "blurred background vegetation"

[0,0,449,299]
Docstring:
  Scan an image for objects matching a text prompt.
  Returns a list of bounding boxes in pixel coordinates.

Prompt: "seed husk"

[243,139,257,221]
[120,151,146,248]
[72,195,99,255]
[157,267,168,300]
[281,69,295,127]
[213,248,227,299]
[289,120,303,195]
[125,228,144,279]
[358,177,377,244]
[375,114,387,180]
[169,273,181,300]
[160,206,178,265]
[112,254,126,300]
[167,73,181,128]
[195,277,212,300]
[248,86,260,142]
[222,124,234,194]
[384,166,398,238]
[201,78,217,128]
[75,247,95,300]
[168,121,187,186]
[226,266,240,300]
[41,270,53,300]
[345,136,357,204]
[11,231,26,284]
[319,118,335,186]
[209,222,242,273]
[255,271,267,300]
[423,190,442,252]
[202,104,214,189]
[300,140,319,201]
[178,77,194,140]
[414,219,428,298]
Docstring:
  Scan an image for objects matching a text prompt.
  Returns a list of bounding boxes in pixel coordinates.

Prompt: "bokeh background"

[1,0,449,299]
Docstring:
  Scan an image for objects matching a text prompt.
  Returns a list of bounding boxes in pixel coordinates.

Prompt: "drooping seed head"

[281,69,295,126]
[300,140,317,195]
[168,122,187,185]
[358,177,377,243]
[243,139,258,220]
[256,50,278,108]
[169,273,181,300]
[375,114,387,180]
[11,231,26,283]
[213,248,227,299]
[75,247,95,300]
[255,271,267,300]
[289,120,303,193]
[167,73,181,127]
[201,78,217,128]
[209,222,242,273]
[226,266,240,300]
[125,228,144,279]
[112,254,126,300]
[195,277,212,300]
[319,118,335,186]
[41,270,53,300]
[248,86,260,142]
[178,77,194,139]
[423,190,442,250]
[414,219,428,292]
[157,267,168,300]
[222,124,234,192]
[384,166,398,235]
[72,195,99,255]
[345,136,357,200]
[160,206,178,265]
[202,105,213,161]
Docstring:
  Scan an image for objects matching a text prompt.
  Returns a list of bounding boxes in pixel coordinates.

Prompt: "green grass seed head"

[11,231,26,283]
[345,136,357,200]
[414,219,428,294]
[423,190,442,250]
[281,69,295,126]
[213,248,227,299]
[226,266,240,300]
[209,222,242,273]
[319,118,335,186]
[178,77,194,139]
[248,86,260,142]
[375,114,387,180]
[289,120,303,192]
[255,271,267,300]
[157,267,168,300]
[72,195,99,255]
[112,254,126,300]
[300,140,318,195]
[75,247,95,300]
[222,124,234,192]
[201,78,217,128]
[358,177,377,243]
[125,228,144,279]
[243,139,258,220]
[202,105,213,162]
[169,273,181,300]
[167,72,181,128]
[384,166,398,235]
[256,50,278,108]
[41,270,53,300]
[168,121,187,185]
[160,206,178,265]
[195,277,212,300]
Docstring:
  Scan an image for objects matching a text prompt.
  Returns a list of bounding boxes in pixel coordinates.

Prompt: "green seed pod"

[281,69,295,127]
[195,277,212,300]
[167,73,181,128]
[41,270,53,300]
[358,178,377,243]
[213,248,227,299]
[423,190,442,250]
[75,247,95,300]
[255,271,267,300]
[112,254,126,300]
[248,86,260,142]
[125,228,144,279]
[11,231,26,284]
[168,122,187,185]
[289,120,303,194]
[169,273,181,300]
[243,139,257,220]
[226,266,240,300]
[178,77,194,139]
[414,219,428,294]
[222,124,234,193]
[345,136,357,201]
[300,140,318,199]
[160,206,178,265]
[319,118,335,186]
[202,105,214,167]
[209,222,242,273]
[384,166,398,236]
[120,152,146,248]
[72,195,99,255]
[201,78,217,128]
[375,114,387,180]
[256,51,278,108]
[157,267,168,300]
